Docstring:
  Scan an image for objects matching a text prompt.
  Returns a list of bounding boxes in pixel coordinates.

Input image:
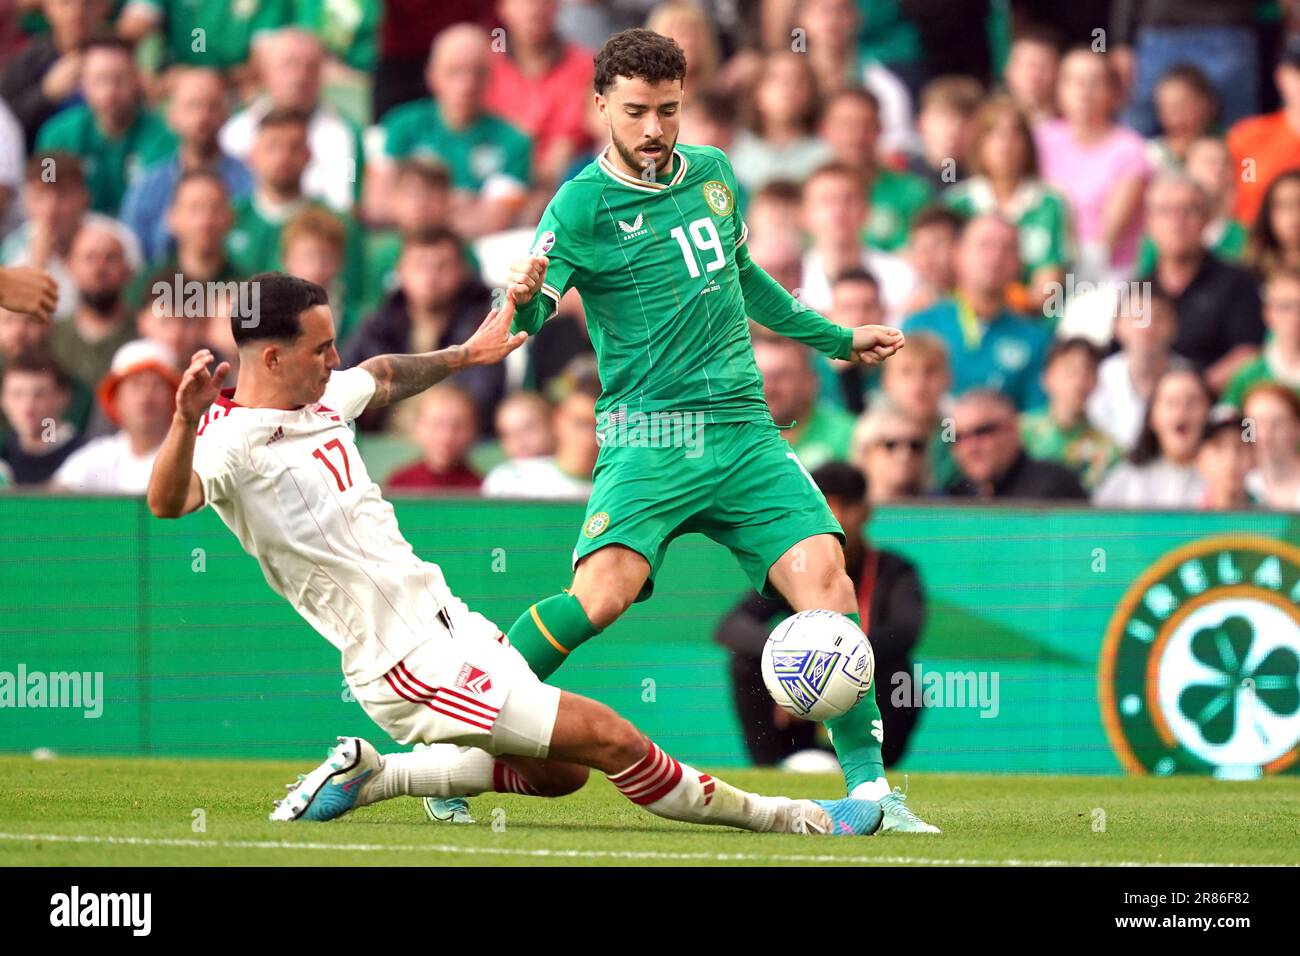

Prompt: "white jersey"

[190,367,497,683]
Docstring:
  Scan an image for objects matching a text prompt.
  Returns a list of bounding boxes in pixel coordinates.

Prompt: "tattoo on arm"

[359,347,465,410]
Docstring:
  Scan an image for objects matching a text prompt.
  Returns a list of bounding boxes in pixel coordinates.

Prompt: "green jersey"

[1221,349,1300,407]
[136,0,292,67]
[1135,218,1248,275]
[513,143,854,426]
[865,166,934,252]
[35,105,175,214]
[381,100,531,193]
[943,177,1073,280]
[1019,411,1121,492]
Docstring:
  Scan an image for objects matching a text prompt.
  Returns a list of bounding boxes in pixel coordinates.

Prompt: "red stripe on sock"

[617,749,671,798]
[492,762,541,796]
[628,759,683,806]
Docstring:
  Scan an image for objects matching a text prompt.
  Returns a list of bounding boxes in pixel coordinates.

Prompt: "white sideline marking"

[0,832,1284,867]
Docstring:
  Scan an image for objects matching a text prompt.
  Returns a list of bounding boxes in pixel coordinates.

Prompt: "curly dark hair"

[593,28,686,95]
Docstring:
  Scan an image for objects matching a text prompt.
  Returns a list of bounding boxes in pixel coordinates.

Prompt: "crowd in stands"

[1,0,1298,513]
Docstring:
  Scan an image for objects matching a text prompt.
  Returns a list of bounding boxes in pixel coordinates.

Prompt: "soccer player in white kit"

[146,272,883,837]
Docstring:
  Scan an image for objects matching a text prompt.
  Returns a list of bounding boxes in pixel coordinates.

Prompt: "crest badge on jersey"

[455,663,493,695]
[532,230,556,256]
[584,511,611,538]
[702,180,734,216]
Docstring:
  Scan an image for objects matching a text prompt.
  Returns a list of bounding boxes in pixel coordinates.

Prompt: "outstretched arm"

[148,350,230,519]
[360,295,528,410]
[736,244,904,365]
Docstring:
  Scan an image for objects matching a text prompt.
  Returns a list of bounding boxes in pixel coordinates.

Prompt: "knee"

[810,563,854,610]
[571,577,637,630]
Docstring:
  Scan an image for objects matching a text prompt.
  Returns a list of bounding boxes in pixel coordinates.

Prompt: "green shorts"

[573,420,844,601]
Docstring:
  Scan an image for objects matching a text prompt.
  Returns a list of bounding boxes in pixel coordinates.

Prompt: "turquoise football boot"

[813,797,884,836]
[879,782,941,833]
[423,796,476,824]
[271,736,380,822]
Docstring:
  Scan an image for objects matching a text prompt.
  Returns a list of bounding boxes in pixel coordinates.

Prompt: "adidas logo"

[267,426,284,445]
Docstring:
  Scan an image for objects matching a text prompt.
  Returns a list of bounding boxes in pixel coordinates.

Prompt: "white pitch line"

[0,832,1286,867]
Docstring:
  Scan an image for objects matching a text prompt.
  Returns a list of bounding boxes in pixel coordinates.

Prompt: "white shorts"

[350,613,561,759]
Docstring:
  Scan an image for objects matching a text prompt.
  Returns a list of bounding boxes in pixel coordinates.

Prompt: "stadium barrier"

[2,496,1297,777]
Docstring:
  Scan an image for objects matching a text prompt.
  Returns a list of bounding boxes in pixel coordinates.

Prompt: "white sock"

[850,776,891,801]
[607,741,795,832]
[359,744,496,805]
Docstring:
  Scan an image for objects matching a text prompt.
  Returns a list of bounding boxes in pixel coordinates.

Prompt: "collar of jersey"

[597,146,689,192]
[215,388,307,412]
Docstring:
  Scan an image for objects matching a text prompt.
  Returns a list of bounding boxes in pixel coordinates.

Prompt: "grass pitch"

[1,755,1297,867]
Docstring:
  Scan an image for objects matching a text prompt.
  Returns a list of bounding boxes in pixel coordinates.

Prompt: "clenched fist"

[0,266,58,322]
[848,325,905,366]
[506,254,549,306]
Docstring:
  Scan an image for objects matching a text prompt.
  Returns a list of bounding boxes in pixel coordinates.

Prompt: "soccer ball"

[761,609,874,722]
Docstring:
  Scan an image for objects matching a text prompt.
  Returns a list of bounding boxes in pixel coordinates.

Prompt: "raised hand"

[848,325,905,366]
[463,294,529,367]
[176,350,231,424]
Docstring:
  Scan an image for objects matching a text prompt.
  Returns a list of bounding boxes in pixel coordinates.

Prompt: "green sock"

[505,592,599,680]
[825,611,886,794]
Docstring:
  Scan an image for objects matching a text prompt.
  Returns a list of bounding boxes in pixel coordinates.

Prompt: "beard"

[610,127,676,181]
[79,287,121,316]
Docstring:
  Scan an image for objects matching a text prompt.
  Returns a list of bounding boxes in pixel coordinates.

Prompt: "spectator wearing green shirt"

[850,402,932,502]
[1135,136,1249,275]
[117,0,292,69]
[818,87,933,253]
[903,214,1051,411]
[295,0,377,74]
[943,96,1072,312]
[1222,267,1300,408]
[753,336,855,473]
[224,109,365,317]
[35,38,175,215]
[369,23,531,239]
[1019,337,1121,492]
[877,330,957,491]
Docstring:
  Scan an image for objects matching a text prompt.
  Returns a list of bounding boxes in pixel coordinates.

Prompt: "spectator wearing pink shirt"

[1035,49,1150,282]
[484,0,594,195]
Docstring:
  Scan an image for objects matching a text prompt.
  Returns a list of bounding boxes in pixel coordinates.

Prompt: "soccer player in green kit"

[479,29,937,832]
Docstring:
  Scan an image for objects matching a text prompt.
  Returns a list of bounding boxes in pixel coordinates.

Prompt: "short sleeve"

[530,185,590,308]
[321,366,378,421]
[192,425,243,506]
